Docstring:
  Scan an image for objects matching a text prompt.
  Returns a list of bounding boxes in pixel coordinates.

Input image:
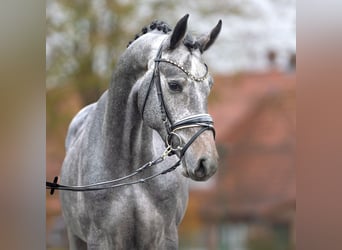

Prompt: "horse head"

[132,14,222,181]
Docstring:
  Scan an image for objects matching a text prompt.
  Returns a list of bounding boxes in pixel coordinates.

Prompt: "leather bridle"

[46,42,215,194]
[142,43,215,157]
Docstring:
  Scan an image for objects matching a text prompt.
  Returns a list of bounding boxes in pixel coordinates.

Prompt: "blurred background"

[46,0,296,249]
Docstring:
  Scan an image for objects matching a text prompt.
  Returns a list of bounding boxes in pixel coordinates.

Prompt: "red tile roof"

[209,70,295,144]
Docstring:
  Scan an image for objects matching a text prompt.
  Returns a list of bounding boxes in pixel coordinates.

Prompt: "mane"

[127,19,200,51]
[127,20,172,48]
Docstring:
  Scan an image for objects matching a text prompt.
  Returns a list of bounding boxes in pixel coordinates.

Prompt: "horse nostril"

[195,158,207,178]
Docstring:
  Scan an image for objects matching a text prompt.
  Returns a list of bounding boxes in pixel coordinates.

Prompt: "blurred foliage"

[47,0,136,98]
[47,0,144,141]
[46,0,184,138]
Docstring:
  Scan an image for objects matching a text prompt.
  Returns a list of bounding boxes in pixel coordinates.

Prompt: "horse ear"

[198,20,222,53]
[169,14,189,50]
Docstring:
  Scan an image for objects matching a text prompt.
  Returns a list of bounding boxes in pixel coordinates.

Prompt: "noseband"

[46,42,215,194]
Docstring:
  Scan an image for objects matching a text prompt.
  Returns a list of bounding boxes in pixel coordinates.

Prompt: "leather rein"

[46,43,215,194]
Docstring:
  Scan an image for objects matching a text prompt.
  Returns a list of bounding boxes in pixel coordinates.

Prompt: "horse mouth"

[181,165,190,178]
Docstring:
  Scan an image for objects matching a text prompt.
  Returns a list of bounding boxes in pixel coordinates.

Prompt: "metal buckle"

[166,132,183,152]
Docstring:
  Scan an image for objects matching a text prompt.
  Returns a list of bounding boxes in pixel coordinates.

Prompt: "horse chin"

[189,173,213,182]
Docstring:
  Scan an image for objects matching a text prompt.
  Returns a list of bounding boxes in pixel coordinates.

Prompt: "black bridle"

[46,42,215,194]
[142,43,215,156]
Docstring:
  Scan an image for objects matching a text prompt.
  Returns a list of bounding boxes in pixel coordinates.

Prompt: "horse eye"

[168,81,183,92]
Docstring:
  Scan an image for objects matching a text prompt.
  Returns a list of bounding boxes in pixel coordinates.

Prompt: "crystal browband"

[155,58,209,82]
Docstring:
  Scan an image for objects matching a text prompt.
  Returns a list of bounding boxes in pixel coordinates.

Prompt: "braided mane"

[127,20,172,48]
[127,19,200,51]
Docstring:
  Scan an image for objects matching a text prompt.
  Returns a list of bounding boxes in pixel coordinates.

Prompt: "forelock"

[183,33,200,51]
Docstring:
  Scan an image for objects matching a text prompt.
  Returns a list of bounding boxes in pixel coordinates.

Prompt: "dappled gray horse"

[59,14,221,249]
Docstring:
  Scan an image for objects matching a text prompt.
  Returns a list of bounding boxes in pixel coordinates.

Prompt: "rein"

[46,147,180,194]
[46,42,215,195]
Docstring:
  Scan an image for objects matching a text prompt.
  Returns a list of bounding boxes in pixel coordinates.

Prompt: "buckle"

[166,132,183,152]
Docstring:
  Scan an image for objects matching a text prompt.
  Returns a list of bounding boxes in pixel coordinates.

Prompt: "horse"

[58,14,222,249]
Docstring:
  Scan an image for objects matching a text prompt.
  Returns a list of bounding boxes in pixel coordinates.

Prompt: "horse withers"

[59,14,222,249]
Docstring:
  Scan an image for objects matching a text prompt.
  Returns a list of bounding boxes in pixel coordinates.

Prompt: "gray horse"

[59,14,222,249]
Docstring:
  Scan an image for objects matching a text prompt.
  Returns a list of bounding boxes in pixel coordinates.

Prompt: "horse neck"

[102,39,162,172]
